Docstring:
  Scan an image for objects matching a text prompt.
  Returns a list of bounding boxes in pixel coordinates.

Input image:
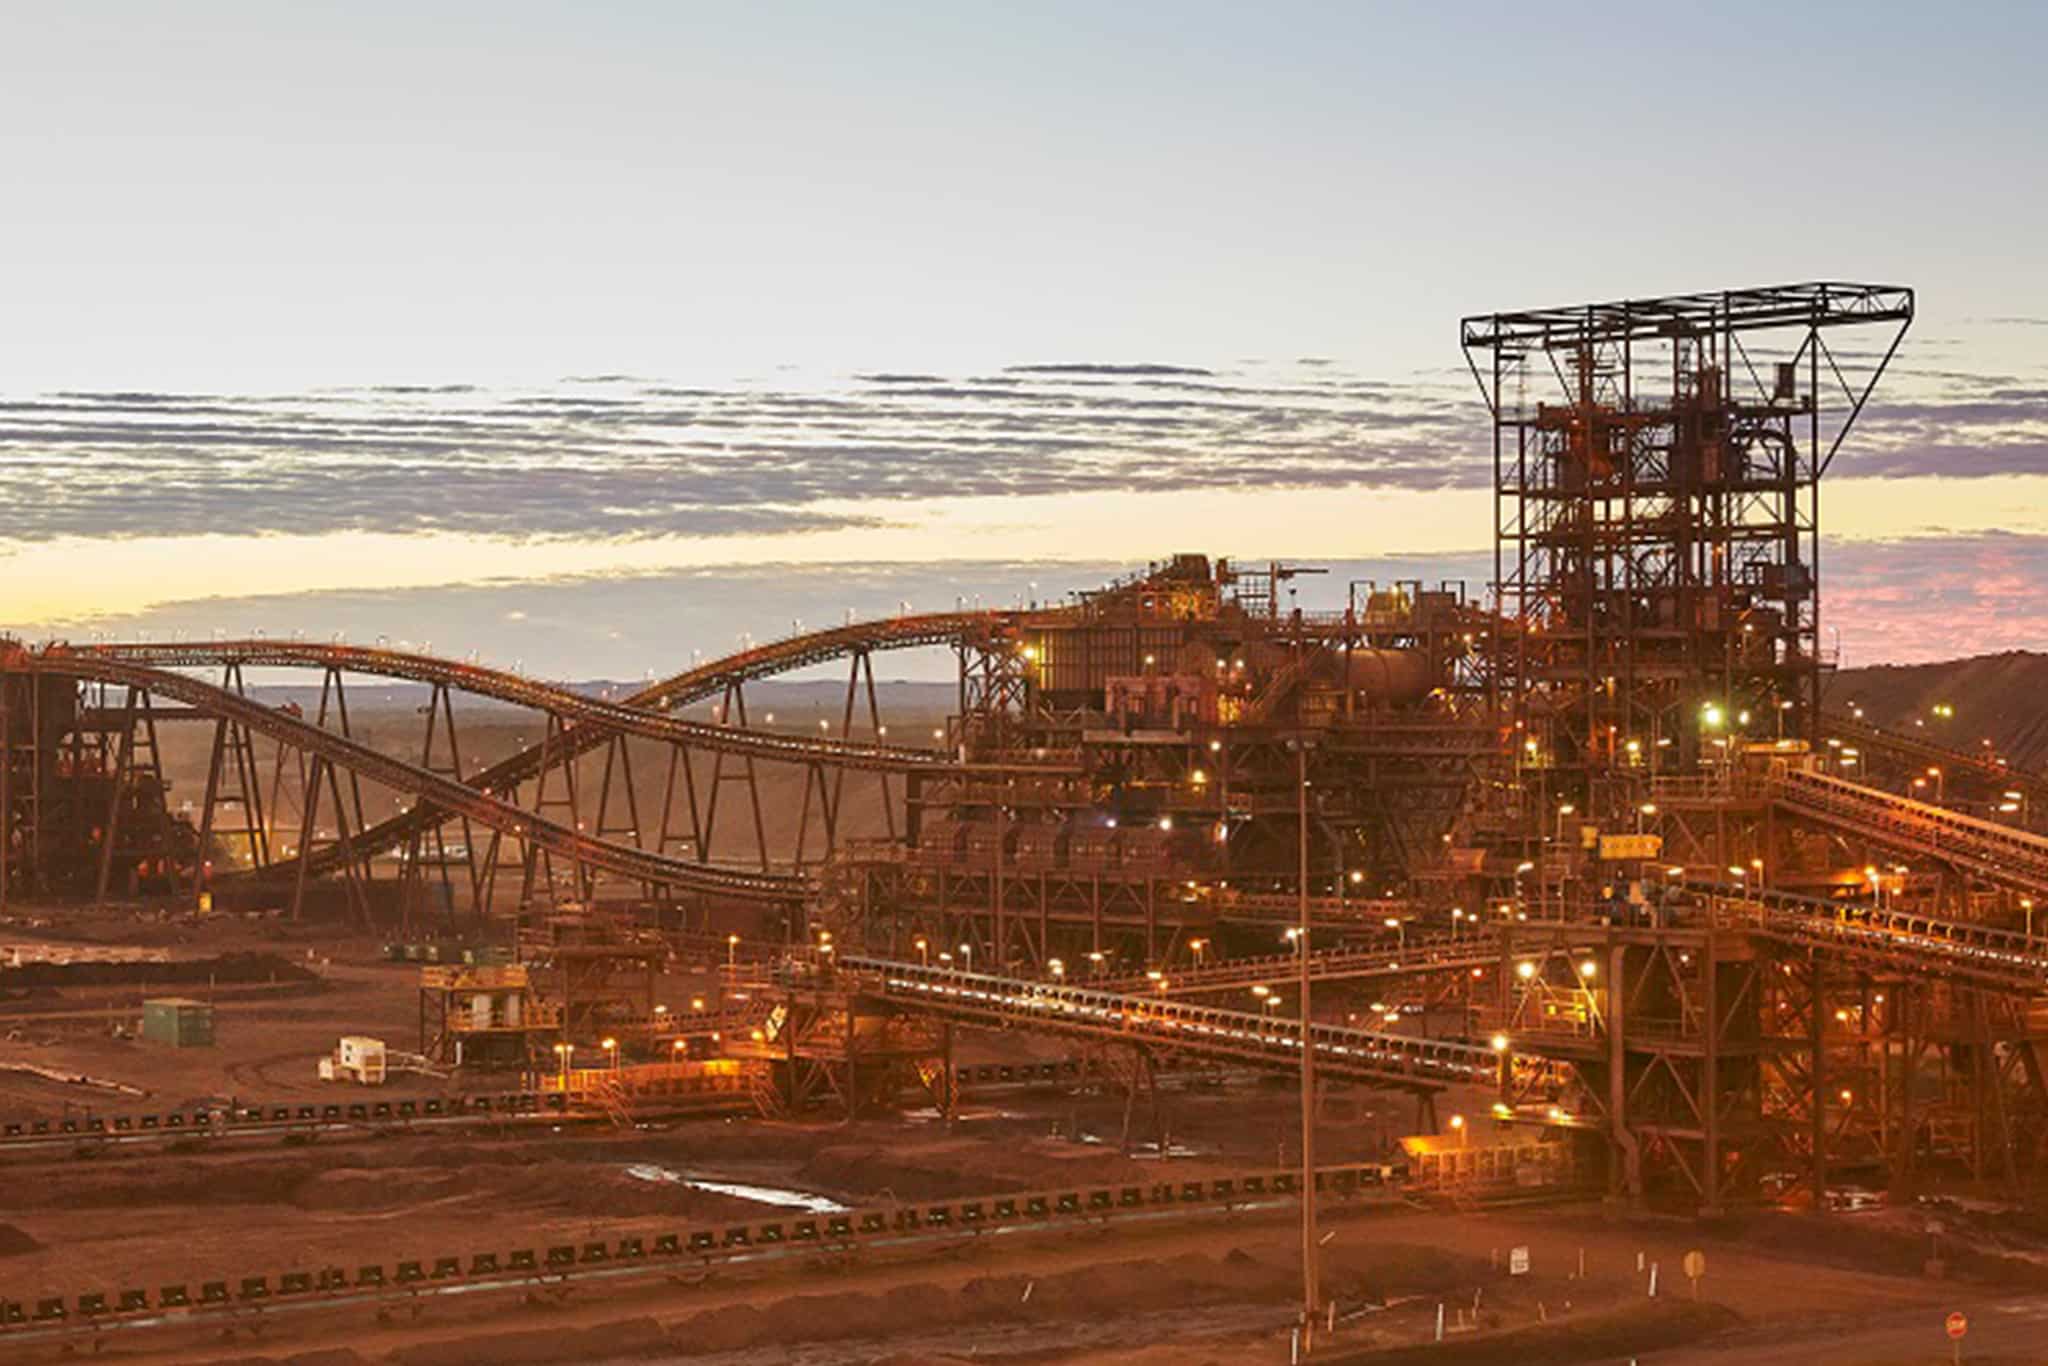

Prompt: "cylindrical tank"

[1344,649,1434,705]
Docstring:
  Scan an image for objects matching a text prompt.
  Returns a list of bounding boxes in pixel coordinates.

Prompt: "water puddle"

[1073,1133,1213,1158]
[622,1163,849,1213]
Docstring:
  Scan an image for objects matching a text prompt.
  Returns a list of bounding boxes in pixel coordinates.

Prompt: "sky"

[2,3,2045,679]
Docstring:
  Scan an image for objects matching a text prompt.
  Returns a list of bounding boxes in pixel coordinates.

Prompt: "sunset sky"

[3,4,2044,678]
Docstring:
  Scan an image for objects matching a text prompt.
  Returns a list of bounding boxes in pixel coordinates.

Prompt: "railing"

[1212,890,1419,925]
[840,956,1542,1093]
[1821,711,2047,803]
[1766,768,2048,894]
[1095,923,1503,995]
[25,654,811,900]
[1690,880,2048,989]
[70,640,974,775]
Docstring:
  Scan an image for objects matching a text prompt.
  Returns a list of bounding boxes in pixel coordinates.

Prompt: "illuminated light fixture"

[1515,961,1536,980]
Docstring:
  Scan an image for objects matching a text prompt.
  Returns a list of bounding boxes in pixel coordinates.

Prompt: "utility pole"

[1295,734,1319,1346]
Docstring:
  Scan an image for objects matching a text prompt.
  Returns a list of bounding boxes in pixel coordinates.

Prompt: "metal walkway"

[840,956,1541,1094]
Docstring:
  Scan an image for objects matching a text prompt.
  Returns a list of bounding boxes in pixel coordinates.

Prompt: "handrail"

[1765,768,2048,895]
[1821,711,2046,800]
[69,641,995,776]
[840,956,1543,1092]
[1095,923,1503,995]
[25,655,810,899]
[37,609,1045,885]
[1685,879,2048,989]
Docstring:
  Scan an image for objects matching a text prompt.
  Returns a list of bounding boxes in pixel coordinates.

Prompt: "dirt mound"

[0,1222,42,1256]
[0,950,319,990]
[1830,649,2048,769]
[292,1166,476,1212]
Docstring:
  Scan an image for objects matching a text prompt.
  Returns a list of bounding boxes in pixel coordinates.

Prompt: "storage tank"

[1344,649,1434,705]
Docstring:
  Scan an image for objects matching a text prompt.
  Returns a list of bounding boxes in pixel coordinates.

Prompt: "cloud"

[1003,363,1216,377]
[0,363,1480,544]
[0,335,2038,552]
[1825,534,2048,665]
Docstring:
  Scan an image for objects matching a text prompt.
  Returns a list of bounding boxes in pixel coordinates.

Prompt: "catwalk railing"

[1096,923,1504,995]
[69,639,1066,777]
[1688,880,2048,990]
[1764,768,2048,895]
[839,956,1542,1093]
[215,609,1031,881]
[20,655,809,899]
[1820,711,2048,808]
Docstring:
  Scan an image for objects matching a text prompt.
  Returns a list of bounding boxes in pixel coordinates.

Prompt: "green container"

[141,997,214,1048]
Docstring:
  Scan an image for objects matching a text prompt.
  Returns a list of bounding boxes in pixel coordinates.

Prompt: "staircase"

[585,1074,635,1129]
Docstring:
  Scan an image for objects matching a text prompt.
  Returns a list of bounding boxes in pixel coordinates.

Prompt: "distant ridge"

[1828,650,2048,771]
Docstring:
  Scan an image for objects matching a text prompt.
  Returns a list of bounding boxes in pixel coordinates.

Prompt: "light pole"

[1291,734,1318,1343]
[554,1041,573,1092]
[914,936,929,966]
[2024,898,2036,943]
[726,933,739,974]
[959,943,973,973]
[1384,916,1405,950]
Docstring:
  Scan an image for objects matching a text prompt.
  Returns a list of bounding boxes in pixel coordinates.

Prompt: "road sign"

[1682,1250,1706,1280]
[1509,1246,1530,1275]
[1947,1311,1968,1340]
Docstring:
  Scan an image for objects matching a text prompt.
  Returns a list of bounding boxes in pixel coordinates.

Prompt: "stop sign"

[1947,1311,1968,1340]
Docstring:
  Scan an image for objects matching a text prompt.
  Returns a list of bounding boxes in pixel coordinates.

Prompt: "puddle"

[901,1105,1032,1123]
[1072,1133,1213,1158]
[622,1163,849,1213]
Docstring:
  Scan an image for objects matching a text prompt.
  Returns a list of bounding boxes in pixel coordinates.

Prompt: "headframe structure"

[1462,283,1914,849]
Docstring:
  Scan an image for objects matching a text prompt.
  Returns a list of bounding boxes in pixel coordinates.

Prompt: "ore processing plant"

[11,279,2048,1224]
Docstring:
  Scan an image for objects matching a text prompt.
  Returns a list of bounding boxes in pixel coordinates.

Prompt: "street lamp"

[1384,916,1405,949]
[553,1041,573,1092]
[601,1037,619,1072]
[958,943,973,972]
[1288,732,1319,1336]
[1048,957,1065,981]
[726,933,739,972]
[914,936,929,966]
[1449,1113,1467,1148]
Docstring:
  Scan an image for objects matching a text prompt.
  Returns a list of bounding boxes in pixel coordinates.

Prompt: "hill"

[1827,650,2048,771]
